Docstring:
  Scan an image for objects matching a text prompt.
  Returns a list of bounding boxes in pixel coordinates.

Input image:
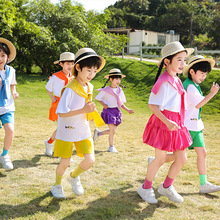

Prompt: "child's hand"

[103,104,108,109]
[0,78,2,84]
[128,109,135,114]
[165,119,180,131]
[13,91,19,99]
[210,82,219,95]
[51,96,58,103]
[83,101,96,113]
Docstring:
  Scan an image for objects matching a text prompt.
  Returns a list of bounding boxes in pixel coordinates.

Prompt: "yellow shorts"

[54,137,94,158]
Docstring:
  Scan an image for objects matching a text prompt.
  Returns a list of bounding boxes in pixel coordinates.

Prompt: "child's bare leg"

[108,124,117,146]
[194,147,206,175]
[167,149,187,179]
[166,153,175,162]
[79,153,95,171]
[3,123,14,151]
[50,129,57,141]
[146,148,167,182]
[56,157,71,176]
[100,129,110,135]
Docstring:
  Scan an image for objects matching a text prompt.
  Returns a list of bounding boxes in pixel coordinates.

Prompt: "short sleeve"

[95,91,105,101]
[10,67,17,85]
[56,88,73,114]
[45,76,54,92]
[186,84,204,107]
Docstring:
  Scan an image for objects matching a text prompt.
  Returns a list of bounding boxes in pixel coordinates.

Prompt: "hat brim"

[105,74,126,79]
[71,55,105,76]
[0,38,16,63]
[54,59,75,65]
[183,58,215,76]
[158,48,194,67]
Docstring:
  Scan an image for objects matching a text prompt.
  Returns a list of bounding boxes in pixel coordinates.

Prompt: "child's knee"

[85,155,95,166]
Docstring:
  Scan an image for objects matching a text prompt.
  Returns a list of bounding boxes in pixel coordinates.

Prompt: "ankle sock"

[70,166,85,178]
[1,148,8,156]
[143,178,152,189]
[98,132,102,136]
[199,174,207,186]
[48,138,54,144]
[54,173,63,186]
[163,175,174,188]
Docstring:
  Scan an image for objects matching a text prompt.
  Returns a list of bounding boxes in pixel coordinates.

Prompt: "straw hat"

[0,37,16,63]
[183,55,215,76]
[105,68,126,79]
[158,41,194,66]
[54,52,75,64]
[71,48,105,76]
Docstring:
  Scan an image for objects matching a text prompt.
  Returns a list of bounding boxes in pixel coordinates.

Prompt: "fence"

[122,44,220,65]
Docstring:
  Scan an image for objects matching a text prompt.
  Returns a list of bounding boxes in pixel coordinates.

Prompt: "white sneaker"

[158,183,183,203]
[107,146,118,153]
[0,154,13,170]
[199,181,220,194]
[148,156,158,177]
[93,128,101,142]
[67,175,84,196]
[51,184,66,199]
[44,140,54,156]
[137,184,158,204]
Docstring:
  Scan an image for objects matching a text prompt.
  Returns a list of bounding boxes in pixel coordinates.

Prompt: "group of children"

[0,37,219,203]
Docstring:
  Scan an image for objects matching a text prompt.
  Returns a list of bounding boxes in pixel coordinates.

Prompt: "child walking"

[137,42,194,204]
[182,55,220,193]
[93,68,134,153]
[45,52,75,156]
[51,48,105,199]
[0,37,19,170]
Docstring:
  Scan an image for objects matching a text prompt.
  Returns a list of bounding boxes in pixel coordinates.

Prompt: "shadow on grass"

[62,185,178,220]
[0,192,63,219]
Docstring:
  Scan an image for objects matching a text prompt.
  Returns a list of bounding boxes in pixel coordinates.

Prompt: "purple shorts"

[101,108,122,126]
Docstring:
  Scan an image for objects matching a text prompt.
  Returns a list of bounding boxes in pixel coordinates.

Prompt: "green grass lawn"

[0,57,219,219]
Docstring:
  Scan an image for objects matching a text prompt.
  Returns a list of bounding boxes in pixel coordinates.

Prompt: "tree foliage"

[0,0,127,75]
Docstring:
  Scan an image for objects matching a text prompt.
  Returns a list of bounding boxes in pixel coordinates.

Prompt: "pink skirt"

[143,110,192,152]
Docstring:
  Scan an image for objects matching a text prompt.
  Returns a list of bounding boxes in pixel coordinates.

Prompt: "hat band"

[109,72,121,75]
[75,51,98,64]
[188,58,203,65]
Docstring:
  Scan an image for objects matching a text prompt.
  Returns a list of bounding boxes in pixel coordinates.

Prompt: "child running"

[51,48,105,199]
[45,52,75,156]
[137,41,194,204]
[93,68,134,153]
[0,37,19,170]
[182,55,220,193]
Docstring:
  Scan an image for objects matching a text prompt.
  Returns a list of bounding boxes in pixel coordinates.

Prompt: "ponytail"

[119,84,126,88]
[155,60,164,83]
[102,78,110,88]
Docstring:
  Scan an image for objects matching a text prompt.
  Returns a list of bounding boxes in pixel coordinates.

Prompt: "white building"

[104,28,180,54]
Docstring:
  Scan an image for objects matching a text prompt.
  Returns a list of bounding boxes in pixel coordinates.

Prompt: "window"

[158,35,166,45]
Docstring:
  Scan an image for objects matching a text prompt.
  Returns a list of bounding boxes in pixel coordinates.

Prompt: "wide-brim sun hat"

[183,55,215,76]
[71,48,105,76]
[0,37,16,63]
[158,41,194,66]
[105,68,126,79]
[54,52,75,64]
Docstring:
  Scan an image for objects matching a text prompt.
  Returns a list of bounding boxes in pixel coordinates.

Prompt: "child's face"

[165,51,187,76]
[75,64,98,86]
[0,50,8,70]
[60,61,74,75]
[110,77,121,88]
[190,69,208,84]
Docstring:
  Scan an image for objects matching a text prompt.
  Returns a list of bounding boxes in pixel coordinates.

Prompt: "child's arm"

[58,101,96,117]
[97,100,108,109]
[148,104,180,131]
[46,89,58,103]
[196,82,219,109]
[121,104,134,114]
[10,85,19,99]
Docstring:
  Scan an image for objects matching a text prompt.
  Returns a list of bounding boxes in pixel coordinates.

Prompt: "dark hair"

[102,75,126,88]
[0,43,10,57]
[188,61,211,80]
[59,60,74,64]
[74,56,101,76]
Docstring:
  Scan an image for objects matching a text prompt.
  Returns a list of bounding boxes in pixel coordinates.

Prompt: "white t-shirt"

[0,66,17,115]
[95,88,126,108]
[55,84,93,142]
[45,74,69,97]
[148,81,183,113]
[184,84,205,131]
